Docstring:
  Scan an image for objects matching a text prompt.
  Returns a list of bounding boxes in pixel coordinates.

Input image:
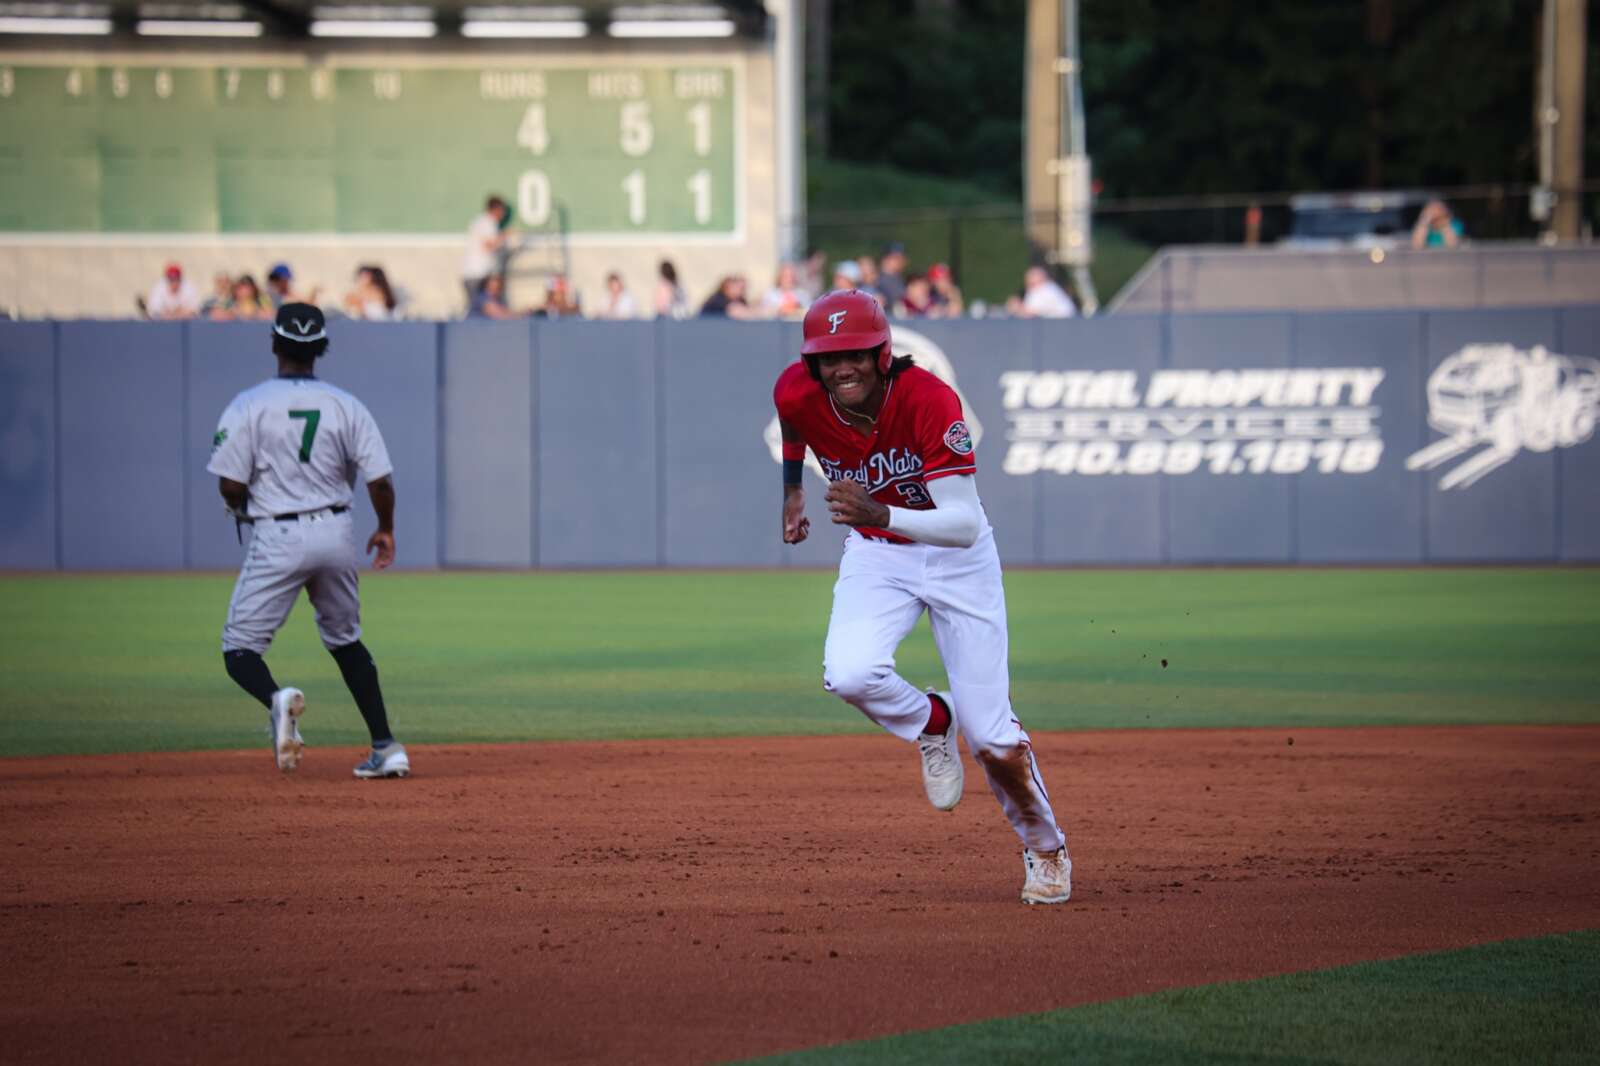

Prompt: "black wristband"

[782,458,803,485]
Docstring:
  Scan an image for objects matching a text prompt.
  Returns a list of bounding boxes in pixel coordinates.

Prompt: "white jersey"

[207,376,392,518]
[461,212,499,281]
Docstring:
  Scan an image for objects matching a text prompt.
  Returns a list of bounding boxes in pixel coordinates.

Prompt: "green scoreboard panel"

[0,58,739,236]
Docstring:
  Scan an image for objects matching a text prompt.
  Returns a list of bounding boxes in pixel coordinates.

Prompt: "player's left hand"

[366,530,396,570]
[825,479,891,528]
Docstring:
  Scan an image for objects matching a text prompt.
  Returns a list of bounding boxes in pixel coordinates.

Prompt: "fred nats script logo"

[764,326,984,480]
[828,310,848,334]
[818,448,924,493]
[1405,344,1600,490]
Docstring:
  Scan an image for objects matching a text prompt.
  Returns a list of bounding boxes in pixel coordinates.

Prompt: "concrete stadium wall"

[1,307,1596,571]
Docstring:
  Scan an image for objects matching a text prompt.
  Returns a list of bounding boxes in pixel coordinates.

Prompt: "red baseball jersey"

[774,361,977,543]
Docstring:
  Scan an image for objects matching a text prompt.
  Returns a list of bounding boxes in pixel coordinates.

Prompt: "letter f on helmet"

[801,289,892,381]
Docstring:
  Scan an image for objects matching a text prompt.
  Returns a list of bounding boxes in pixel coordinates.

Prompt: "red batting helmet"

[800,289,892,380]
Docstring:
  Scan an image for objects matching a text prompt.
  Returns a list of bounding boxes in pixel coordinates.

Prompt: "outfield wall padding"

[1,307,1596,570]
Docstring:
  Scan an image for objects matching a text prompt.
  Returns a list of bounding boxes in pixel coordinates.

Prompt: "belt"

[273,505,348,521]
[242,504,348,524]
[859,533,909,545]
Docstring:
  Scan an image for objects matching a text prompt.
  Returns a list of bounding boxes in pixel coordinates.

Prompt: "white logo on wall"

[763,327,983,479]
[1405,344,1600,490]
[999,367,1386,477]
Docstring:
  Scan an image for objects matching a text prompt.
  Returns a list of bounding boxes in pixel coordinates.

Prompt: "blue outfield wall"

[0,307,1596,570]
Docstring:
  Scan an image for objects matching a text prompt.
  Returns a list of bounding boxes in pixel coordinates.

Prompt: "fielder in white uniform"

[208,303,410,779]
[774,289,1071,904]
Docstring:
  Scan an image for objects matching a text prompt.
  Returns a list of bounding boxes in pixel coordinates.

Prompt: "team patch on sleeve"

[943,420,974,455]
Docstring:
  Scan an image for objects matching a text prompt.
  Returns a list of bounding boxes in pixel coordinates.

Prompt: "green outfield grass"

[0,568,1596,757]
[748,930,1600,1065]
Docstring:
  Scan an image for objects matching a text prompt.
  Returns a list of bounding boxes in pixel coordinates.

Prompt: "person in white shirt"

[207,302,410,780]
[1009,266,1077,318]
[595,272,638,319]
[461,194,512,306]
[146,264,200,320]
[759,262,812,319]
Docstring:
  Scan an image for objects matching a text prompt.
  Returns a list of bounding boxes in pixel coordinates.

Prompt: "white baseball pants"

[222,508,363,654]
[822,528,1066,853]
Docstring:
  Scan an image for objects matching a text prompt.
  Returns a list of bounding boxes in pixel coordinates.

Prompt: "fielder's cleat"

[1021,846,1073,905]
[916,690,964,811]
[353,742,410,780]
[268,687,305,773]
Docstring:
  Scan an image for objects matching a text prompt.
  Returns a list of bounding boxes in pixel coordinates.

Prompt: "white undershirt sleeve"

[885,474,982,548]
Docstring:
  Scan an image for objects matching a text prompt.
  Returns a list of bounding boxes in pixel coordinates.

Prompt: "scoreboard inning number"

[0,62,739,236]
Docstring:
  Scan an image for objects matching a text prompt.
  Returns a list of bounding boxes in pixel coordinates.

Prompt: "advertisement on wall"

[765,318,1600,565]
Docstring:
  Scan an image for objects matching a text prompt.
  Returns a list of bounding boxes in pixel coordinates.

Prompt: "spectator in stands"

[1411,198,1464,249]
[699,274,755,319]
[265,263,318,308]
[654,259,691,320]
[200,271,233,318]
[462,194,513,305]
[342,265,398,321]
[896,272,935,318]
[227,275,272,321]
[146,263,200,320]
[800,248,829,297]
[545,274,582,318]
[468,274,519,319]
[831,259,864,292]
[855,254,884,303]
[595,272,638,319]
[927,262,964,318]
[1007,265,1077,318]
[759,262,811,319]
[877,242,908,310]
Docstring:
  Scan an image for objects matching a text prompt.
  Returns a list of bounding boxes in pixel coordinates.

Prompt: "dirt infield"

[2,726,1597,1065]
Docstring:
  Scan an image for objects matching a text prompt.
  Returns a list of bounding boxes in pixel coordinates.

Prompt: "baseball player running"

[208,303,410,779]
[774,289,1071,904]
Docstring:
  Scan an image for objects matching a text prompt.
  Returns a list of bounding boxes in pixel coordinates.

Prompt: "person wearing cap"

[877,242,908,311]
[830,259,864,292]
[206,303,412,781]
[264,263,307,309]
[927,262,964,318]
[146,263,200,320]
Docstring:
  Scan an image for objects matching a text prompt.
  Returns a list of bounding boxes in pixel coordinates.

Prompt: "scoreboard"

[0,57,741,236]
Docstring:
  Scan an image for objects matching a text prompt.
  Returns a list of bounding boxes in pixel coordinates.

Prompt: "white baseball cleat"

[916,690,964,811]
[268,687,305,773]
[1021,846,1073,905]
[353,742,410,780]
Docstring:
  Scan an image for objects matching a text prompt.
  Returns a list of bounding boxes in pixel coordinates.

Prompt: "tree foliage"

[820,0,1590,199]
[825,0,1028,195]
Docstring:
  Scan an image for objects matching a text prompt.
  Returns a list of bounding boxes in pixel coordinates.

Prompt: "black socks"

[223,649,279,708]
[330,640,393,745]
[227,643,393,746]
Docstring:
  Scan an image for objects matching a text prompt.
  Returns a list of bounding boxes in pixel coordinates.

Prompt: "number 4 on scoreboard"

[517,103,548,155]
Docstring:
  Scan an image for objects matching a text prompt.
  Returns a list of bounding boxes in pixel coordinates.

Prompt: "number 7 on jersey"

[289,409,321,462]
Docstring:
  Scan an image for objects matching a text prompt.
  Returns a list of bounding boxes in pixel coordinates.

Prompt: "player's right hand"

[782,491,810,544]
[367,530,396,570]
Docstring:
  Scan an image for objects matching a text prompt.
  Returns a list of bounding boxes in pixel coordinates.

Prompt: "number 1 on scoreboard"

[687,171,711,225]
